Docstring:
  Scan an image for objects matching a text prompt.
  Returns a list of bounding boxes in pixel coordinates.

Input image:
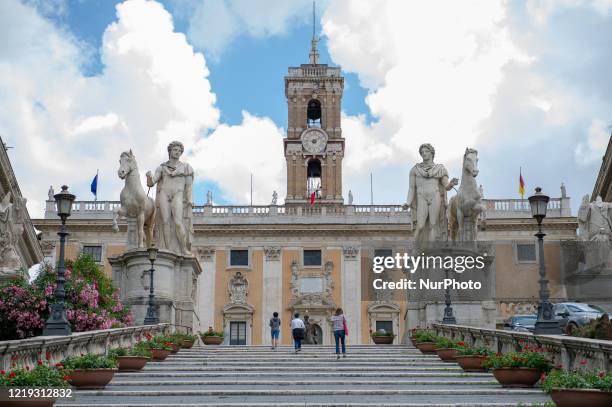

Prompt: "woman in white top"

[330,308,347,359]
[290,312,305,353]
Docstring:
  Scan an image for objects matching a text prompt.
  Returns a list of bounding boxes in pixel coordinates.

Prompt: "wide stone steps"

[56,345,553,407]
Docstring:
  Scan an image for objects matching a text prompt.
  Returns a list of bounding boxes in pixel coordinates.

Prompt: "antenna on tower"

[309,1,319,65]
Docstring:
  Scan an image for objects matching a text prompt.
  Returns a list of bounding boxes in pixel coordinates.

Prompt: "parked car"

[503,314,537,332]
[553,302,604,333]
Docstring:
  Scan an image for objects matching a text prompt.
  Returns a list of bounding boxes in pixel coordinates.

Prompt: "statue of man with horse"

[448,147,484,242]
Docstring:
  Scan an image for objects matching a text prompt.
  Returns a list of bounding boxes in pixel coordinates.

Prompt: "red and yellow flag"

[519,168,525,198]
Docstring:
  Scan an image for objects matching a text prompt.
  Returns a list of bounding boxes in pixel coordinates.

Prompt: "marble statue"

[348,190,353,205]
[404,143,458,242]
[206,190,213,205]
[0,192,24,275]
[479,184,484,198]
[112,150,156,248]
[578,195,612,241]
[48,186,55,201]
[271,191,278,205]
[448,148,483,242]
[146,141,194,255]
[561,183,567,198]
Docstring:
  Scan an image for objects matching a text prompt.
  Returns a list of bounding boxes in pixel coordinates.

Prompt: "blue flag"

[90,173,98,198]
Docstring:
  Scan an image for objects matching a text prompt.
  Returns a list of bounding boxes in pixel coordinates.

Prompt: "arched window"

[307,99,322,128]
[307,159,322,197]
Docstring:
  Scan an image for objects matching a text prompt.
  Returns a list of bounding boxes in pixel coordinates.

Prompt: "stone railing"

[0,324,170,371]
[432,323,612,372]
[42,198,572,223]
[287,66,341,78]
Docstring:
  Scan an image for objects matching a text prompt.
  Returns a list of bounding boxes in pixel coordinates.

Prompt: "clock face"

[301,129,328,154]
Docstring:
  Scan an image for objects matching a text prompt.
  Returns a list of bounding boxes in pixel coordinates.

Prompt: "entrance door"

[229,321,246,345]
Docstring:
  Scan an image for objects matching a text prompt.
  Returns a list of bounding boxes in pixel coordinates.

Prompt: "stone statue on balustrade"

[448,148,483,242]
[0,192,26,278]
[404,143,458,242]
[112,150,156,249]
[146,141,194,256]
[578,195,612,241]
[271,191,278,205]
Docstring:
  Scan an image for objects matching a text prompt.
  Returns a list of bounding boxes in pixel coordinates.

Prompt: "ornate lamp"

[528,187,561,335]
[144,246,160,325]
[43,185,75,336]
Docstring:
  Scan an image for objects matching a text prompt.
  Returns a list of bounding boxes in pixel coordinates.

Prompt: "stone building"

[0,136,43,281]
[32,47,581,345]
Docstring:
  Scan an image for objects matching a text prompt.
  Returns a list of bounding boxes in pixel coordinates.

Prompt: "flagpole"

[250,173,253,206]
[95,169,98,203]
[370,173,373,205]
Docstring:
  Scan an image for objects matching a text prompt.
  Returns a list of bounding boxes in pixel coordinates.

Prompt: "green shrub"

[0,362,69,387]
[482,349,551,372]
[541,368,612,392]
[571,314,612,340]
[457,345,493,357]
[200,330,224,337]
[413,330,437,343]
[60,354,118,370]
[435,336,459,349]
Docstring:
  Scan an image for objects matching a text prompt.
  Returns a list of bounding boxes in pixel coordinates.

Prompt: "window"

[303,249,322,266]
[307,159,322,198]
[376,320,393,334]
[516,243,536,262]
[230,249,249,267]
[82,245,102,262]
[374,249,393,258]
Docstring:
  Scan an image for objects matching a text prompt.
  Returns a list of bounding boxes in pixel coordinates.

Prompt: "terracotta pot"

[492,368,541,388]
[3,399,56,407]
[456,355,488,372]
[371,335,394,344]
[150,348,171,360]
[550,388,612,407]
[169,343,180,353]
[202,335,224,345]
[410,336,417,345]
[416,342,437,354]
[116,356,150,371]
[436,348,458,362]
[68,368,117,389]
[181,340,194,349]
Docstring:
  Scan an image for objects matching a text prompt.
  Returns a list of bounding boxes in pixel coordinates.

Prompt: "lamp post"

[442,268,457,324]
[143,246,159,325]
[43,185,75,336]
[528,187,561,335]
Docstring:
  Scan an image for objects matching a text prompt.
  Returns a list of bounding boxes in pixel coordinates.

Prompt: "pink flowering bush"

[0,254,133,340]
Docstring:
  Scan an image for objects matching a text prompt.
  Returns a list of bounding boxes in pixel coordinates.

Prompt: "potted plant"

[108,343,151,372]
[60,354,118,389]
[371,329,395,344]
[0,359,69,407]
[541,366,612,407]
[413,330,437,354]
[180,333,198,348]
[482,346,551,388]
[409,327,423,345]
[200,327,224,345]
[434,336,460,362]
[455,344,492,372]
[142,335,173,360]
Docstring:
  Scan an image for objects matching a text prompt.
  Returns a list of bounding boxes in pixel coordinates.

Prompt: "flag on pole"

[519,168,525,198]
[310,191,316,205]
[91,171,98,200]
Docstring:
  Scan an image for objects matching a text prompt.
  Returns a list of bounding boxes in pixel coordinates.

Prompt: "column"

[196,248,216,333]
[342,246,361,344]
[262,246,282,345]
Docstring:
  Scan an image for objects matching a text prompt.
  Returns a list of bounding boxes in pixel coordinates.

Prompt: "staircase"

[57,345,552,407]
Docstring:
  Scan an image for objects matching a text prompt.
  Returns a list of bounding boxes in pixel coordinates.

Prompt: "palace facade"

[31,49,585,346]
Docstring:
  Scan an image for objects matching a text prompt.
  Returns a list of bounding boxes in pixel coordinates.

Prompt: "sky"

[1,0,610,219]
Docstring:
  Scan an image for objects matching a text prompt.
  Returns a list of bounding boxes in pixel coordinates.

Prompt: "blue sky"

[1,0,609,216]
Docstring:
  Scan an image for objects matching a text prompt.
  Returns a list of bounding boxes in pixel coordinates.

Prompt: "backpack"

[269,317,281,330]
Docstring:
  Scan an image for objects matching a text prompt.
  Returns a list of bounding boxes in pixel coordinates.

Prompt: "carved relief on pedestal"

[228,271,249,305]
[0,192,26,277]
[264,246,281,261]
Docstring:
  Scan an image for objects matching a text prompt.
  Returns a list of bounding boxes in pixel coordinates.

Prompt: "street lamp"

[143,246,159,325]
[528,187,561,335]
[442,268,457,324]
[43,185,75,336]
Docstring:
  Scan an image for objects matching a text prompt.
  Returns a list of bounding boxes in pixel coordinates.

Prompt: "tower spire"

[309,1,319,65]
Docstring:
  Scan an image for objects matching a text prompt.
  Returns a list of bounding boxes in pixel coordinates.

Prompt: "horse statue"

[448,148,484,242]
[112,150,155,248]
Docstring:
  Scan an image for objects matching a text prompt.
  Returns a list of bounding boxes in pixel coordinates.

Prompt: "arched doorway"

[307,159,322,198]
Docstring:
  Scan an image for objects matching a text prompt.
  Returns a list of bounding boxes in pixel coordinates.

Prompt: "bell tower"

[283,21,345,205]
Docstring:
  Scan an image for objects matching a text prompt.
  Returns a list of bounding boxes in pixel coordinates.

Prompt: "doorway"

[229,321,246,345]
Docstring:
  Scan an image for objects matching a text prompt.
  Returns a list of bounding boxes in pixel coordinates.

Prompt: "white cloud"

[184,0,313,57]
[575,118,610,165]
[192,111,285,204]
[0,0,220,215]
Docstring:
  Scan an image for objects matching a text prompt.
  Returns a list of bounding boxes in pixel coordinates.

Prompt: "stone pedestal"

[109,249,202,332]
